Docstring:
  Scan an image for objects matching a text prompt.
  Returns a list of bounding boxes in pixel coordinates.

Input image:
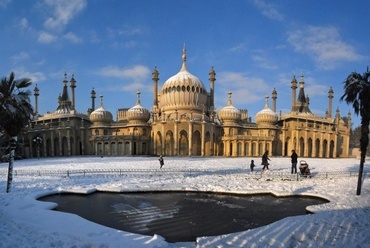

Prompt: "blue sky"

[1,0,369,128]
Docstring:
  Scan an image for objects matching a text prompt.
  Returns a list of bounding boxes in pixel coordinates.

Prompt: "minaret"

[328,86,334,119]
[209,66,216,109]
[33,84,39,118]
[291,76,297,110]
[272,88,277,112]
[70,75,76,110]
[91,87,96,110]
[152,66,159,107]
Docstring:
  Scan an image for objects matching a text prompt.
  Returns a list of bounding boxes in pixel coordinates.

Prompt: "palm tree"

[340,68,370,195]
[0,72,34,193]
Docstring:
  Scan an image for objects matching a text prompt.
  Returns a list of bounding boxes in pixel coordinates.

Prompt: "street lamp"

[32,136,42,159]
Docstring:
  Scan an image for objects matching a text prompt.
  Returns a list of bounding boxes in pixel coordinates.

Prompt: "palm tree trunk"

[357,124,369,195]
[6,136,17,193]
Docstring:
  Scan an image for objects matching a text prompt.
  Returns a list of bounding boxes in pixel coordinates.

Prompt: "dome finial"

[181,43,187,72]
[99,93,104,107]
[264,95,269,109]
[136,90,141,105]
[227,91,232,106]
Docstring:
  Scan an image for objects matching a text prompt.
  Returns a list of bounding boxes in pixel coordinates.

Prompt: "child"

[250,159,255,172]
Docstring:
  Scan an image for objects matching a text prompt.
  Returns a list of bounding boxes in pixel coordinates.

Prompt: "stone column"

[201,122,205,156]
[188,122,193,156]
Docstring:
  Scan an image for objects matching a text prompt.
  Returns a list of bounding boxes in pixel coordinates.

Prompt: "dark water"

[39,192,328,243]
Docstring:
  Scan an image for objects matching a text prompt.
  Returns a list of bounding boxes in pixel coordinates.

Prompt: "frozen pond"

[39,191,328,243]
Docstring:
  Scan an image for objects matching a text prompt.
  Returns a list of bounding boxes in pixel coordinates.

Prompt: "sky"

[1,0,369,128]
[0,156,369,247]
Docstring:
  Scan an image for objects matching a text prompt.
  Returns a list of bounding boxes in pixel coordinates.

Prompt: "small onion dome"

[218,91,241,124]
[126,91,150,122]
[255,96,278,126]
[89,94,113,124]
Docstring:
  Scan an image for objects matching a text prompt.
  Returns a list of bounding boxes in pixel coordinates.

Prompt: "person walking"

[291,150,298,174]
[158,155,164,169]
[250,159,255,172]
[261,151,271,172]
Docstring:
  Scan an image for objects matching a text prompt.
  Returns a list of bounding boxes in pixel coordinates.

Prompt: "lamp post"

[32,136,42,159]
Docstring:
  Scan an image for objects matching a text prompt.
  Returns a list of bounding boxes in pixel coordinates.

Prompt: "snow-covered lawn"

[0,156,369,247]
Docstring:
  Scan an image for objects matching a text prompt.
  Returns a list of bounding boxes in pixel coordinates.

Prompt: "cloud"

[43,0,87,31]
[0,0,11,8]
[216,71,271,105]
[107,25,147,38]
[18,18,28,29]
[287,26,362,69]
[98,65,151,92]
[14,68,47,83]
[112,40,138,49]
[228,43,248,52]
[11,52,30,64]
[63,32,82,43]
[252,54,278,70]
[99,65,150,80]
[251,0,284,21]
[38,31,58,43]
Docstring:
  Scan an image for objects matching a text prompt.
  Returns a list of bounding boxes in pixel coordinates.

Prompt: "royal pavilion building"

[23,47,351,159]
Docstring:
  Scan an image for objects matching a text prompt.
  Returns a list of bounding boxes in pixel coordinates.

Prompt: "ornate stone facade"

[24,47,351,158]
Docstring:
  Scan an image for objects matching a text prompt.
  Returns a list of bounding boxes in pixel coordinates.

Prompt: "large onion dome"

[159,46,208,113]
[255,96,278,126]
[218,91,241,124]
[126,91,150,123]
[89,94,113,124]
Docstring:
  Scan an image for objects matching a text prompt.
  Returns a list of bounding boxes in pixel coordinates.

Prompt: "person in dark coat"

[261,151,271,171]
[250,159,255,172]
[291,150,298,174]
[158,155,164,169]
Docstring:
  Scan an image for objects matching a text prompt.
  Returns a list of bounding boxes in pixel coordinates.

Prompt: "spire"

[91,87,96,110]
[34,84,39,117]
[227,91,232,106]
[152,66,159,107]
[61,72,69,101]
[209,66,216,108]
[291,75,297,110]
[272,88,277,112]
[55,72,73,114]
[136,90,141,105]
[99,94,104,108]
[180,43,187,72]
[70,74,76,110]
[264,95,269,109]
[328,86,334,119]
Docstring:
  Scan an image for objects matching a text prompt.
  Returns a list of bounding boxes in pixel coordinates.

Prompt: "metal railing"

[0,168,366,181]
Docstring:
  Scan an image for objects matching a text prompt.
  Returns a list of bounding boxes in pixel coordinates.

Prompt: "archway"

[315,139,320,157]
[307,138,312,157]
[156,132,163,156]
[179,130,188,156]
[205,132,211,156]
[192,130,201,156]
[165,130,174,156]
[299,137,305,157]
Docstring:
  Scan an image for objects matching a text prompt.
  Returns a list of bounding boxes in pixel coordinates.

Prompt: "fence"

[0,168,366,181]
